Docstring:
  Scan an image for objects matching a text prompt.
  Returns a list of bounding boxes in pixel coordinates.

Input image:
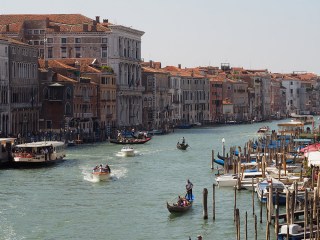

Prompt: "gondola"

[166,201,193,213]
[177,142,189,150]
[110,137,151,145]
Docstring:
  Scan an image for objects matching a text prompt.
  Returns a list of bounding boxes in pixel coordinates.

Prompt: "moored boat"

[12,141,66,166]
[0,138,16,168]
[256,177,286,204]
[120,146,135,157]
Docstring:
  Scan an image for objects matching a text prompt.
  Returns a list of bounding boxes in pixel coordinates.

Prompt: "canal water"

[0,119,318,240]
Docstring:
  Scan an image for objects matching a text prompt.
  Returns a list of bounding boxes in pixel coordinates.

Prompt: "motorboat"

[120,146,135,157]
[216,169,262,188]
[256,177,286,204]
[12,141,66,166]
[215,174,238,187]
[257,126,270,133]
[92,165,111,181]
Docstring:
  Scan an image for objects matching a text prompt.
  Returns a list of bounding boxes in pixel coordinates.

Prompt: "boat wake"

[115,150,141,157]
[81,165,128,182]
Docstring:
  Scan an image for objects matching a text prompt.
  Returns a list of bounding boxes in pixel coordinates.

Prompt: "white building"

[108,24,145,127]
[281,77,301,115]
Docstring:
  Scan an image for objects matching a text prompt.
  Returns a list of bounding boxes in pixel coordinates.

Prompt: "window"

[40,30,45,34]
[75,47,81,58]
[47,38,53,44]
[75,38,81,43]
[61,38,67,44]
[34,29,39,34]
[61,47,67,58]
[27,30,32,35]
[102,38,108,43]
[65,103,71,115]
[34,41,39,45]
[48,47,53,58]
[101,47,107,58]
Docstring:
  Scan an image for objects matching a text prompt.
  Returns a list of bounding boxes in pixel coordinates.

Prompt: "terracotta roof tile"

[0,14,111,33]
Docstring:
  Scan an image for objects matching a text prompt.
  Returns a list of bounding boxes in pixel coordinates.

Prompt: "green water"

[1,119,312,240]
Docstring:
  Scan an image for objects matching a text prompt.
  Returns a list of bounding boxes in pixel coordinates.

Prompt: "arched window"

[65,103,71,115]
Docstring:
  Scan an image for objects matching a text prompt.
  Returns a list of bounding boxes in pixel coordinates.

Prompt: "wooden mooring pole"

[203,188,208,219]
[211,150,214,170]
[212,183,216,220]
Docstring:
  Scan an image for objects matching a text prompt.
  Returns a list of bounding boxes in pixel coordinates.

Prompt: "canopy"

[299,143,320,153]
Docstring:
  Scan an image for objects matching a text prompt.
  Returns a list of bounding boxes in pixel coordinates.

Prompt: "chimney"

[83,24,88,32]
[149,60,153,68]
[103,19,109,23]
[6,24,9,32]
[96,16,100,23]
[178,64,181,69]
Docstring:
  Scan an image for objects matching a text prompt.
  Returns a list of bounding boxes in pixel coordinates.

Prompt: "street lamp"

[222,138,225,157]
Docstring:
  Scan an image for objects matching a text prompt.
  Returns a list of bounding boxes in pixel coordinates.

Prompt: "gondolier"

[186,179,193,200]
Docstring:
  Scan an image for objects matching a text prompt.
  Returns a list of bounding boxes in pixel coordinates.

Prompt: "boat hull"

[110,138,151,145]
[177,143,188,150]
[216,174,238,187]
[121,149,135,157]
[92,172,110,181]
[166,202,192,213]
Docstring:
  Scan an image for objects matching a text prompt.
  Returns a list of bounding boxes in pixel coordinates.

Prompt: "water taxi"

[92,165,111,181]
[12,141,66,166]
[290,113,314,125]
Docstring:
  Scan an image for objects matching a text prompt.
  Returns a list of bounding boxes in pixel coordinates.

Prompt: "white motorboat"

[120,146,135,157]
[216,171,264,188]
[12,141,66,166]
[216,174,238,187]
[256,177,286,204]
[92,165,111,181]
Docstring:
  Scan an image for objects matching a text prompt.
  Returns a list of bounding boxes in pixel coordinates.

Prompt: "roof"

[0,14,111,33]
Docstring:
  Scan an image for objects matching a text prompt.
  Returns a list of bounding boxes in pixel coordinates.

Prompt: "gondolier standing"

[186,179,193,200]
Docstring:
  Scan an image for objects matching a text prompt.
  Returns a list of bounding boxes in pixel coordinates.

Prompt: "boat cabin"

[277,120,304,136]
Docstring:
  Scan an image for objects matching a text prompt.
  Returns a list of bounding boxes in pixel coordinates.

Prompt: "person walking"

[186,179,193,200]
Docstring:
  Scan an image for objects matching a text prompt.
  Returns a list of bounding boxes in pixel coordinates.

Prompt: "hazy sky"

[2,0,319,74]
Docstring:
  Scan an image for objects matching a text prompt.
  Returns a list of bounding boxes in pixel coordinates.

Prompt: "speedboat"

[92,165,111,181]
[257,126,270,133]
[120,146,135,157]
[216,174,238,187]
[256,177,286,204]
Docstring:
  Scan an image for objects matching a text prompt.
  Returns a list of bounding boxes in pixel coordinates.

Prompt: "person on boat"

[182,137,185,144]
[177,196,183,207]
[105,164,111,173]
[186,179,193,200]
[93,165,99,172]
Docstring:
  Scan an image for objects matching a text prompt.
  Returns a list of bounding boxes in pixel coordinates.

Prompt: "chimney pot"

[96,16,100,23]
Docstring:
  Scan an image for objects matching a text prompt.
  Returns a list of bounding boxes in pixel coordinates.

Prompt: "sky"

[2,0,320,74]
